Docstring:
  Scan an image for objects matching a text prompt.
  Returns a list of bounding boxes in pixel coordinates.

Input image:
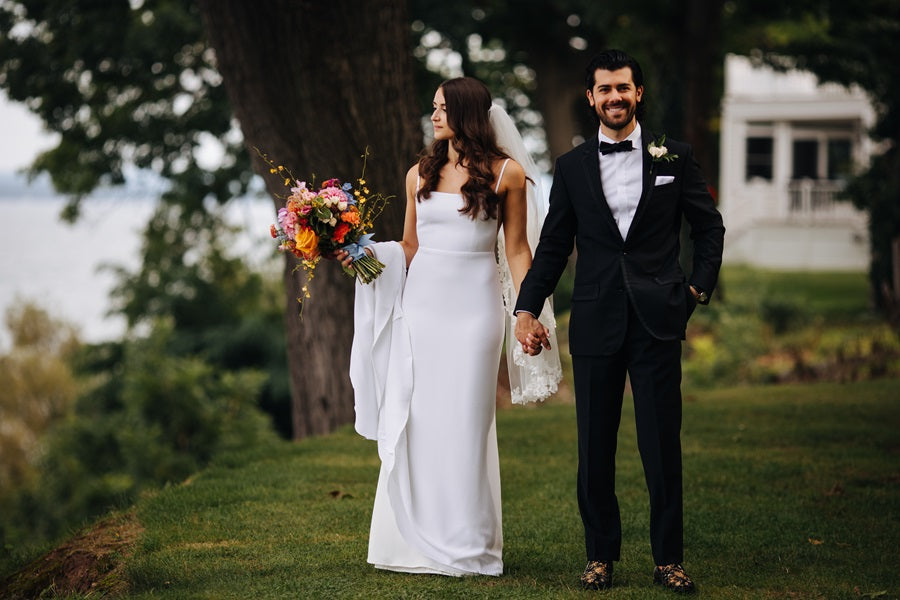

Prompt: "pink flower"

[280,210,298,238]
[290,180,308,194]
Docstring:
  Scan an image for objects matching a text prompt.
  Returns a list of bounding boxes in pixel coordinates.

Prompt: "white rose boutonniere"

[648,135,678,163]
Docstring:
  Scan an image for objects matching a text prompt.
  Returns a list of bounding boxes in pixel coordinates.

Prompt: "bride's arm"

[500,160,531,293]
[399,164,419,267]
[503,160,551,353]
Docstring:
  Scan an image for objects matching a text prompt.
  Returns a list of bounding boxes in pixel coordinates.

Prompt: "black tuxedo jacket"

[515,126,725,356]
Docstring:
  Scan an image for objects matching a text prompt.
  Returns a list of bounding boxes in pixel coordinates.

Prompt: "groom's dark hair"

[584,49,645,120]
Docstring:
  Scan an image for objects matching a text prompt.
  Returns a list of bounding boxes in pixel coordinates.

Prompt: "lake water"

[0,189,276,351]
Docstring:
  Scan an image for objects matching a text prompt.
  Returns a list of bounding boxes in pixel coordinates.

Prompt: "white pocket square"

[654,175,675,186]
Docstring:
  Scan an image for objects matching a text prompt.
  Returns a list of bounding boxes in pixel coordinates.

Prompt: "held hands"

[515,312,551,356]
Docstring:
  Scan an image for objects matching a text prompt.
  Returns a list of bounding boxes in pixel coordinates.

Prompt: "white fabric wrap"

[349,241,412,470]
[490,104,562,404]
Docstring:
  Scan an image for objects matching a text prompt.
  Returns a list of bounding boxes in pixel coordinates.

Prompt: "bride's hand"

[334,247,373,272]
[334,249,354,269]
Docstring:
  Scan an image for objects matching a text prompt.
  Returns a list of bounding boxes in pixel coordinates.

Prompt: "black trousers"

[572,302,684,566]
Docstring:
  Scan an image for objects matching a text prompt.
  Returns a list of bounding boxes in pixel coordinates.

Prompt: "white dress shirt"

[598,123,643,240]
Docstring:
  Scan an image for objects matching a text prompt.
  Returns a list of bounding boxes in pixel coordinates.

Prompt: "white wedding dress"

[365,173,507,576]
[351,106,561,577]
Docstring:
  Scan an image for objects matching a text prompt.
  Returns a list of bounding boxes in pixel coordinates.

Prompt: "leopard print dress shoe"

[653,563,696,593]
[580,560,613,590]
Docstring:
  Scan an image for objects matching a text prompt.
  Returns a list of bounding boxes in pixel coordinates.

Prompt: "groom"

[515,49,724,592]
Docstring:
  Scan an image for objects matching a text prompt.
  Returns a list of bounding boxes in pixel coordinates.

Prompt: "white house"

[718,54,876,270]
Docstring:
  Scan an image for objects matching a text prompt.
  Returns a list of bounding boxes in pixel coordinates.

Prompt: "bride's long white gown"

[367,180,507,576]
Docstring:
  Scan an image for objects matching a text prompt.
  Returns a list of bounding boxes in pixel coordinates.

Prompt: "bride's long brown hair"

[417,77,509,220]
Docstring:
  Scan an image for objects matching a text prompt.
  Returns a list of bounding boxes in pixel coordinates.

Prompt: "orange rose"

[294,227,320,260]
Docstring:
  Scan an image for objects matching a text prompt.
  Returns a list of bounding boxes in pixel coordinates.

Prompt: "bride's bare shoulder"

[495,158,526,190]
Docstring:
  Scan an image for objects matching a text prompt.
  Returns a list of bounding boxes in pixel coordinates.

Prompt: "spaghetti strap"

[494,158,511,193]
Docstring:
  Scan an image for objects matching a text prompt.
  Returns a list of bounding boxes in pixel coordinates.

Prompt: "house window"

[792,140,819,179]
[745,137,773,180]
[828,139,852,180]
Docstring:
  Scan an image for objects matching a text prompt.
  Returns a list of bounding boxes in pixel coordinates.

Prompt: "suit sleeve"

[514,158,578,315]
[679,145,725,302]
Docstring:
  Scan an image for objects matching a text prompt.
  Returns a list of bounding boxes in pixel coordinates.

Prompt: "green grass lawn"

[718,266,873,322]
[2,265,895,599]
[9,378,892,599]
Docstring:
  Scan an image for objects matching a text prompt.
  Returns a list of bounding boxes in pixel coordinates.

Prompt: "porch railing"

[787,179,857,220]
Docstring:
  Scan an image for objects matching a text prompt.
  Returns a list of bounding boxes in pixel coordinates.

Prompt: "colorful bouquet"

[258,148,391,305]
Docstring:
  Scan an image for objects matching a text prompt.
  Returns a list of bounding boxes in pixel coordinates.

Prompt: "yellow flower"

[294,227,320,260]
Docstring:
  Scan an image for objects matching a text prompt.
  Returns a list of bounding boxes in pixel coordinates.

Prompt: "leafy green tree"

[0,0,245,217]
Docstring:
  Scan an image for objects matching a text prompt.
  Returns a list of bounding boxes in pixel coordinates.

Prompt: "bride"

[345,76,561,576]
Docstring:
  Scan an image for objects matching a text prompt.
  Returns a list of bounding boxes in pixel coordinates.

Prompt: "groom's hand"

[515,312,551,356]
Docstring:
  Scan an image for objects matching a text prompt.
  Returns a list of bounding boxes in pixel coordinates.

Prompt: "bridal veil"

[491,103,562,404]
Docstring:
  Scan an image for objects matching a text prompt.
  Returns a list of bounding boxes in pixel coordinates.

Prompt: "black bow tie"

[599,140,634,154]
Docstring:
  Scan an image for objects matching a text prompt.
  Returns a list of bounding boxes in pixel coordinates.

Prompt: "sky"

[0,91,58,172]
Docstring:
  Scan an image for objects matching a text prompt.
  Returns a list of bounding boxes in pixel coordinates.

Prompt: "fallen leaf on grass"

[808,537,824,545]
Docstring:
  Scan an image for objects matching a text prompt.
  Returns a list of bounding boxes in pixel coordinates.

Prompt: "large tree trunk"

[530,47,590,161]
[198,0,420,438]
[682,0,723,179]
[678,0,724,285]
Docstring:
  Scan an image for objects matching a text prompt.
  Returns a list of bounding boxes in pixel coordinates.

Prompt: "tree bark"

[530,48,590,161]
[682,0,723,180]
[198,0,420,438]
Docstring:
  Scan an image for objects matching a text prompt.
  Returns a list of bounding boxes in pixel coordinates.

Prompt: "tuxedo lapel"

[624,126,657,240]
[580,137,624,243]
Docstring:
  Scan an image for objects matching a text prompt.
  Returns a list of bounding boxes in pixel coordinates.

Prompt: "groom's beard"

[595,100,637,131]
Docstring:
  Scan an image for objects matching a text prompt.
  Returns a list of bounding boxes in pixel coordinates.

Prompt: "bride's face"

[431,88,455,141]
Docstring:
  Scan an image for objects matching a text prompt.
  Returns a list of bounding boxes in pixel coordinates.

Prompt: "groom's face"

[587,67,643,134]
